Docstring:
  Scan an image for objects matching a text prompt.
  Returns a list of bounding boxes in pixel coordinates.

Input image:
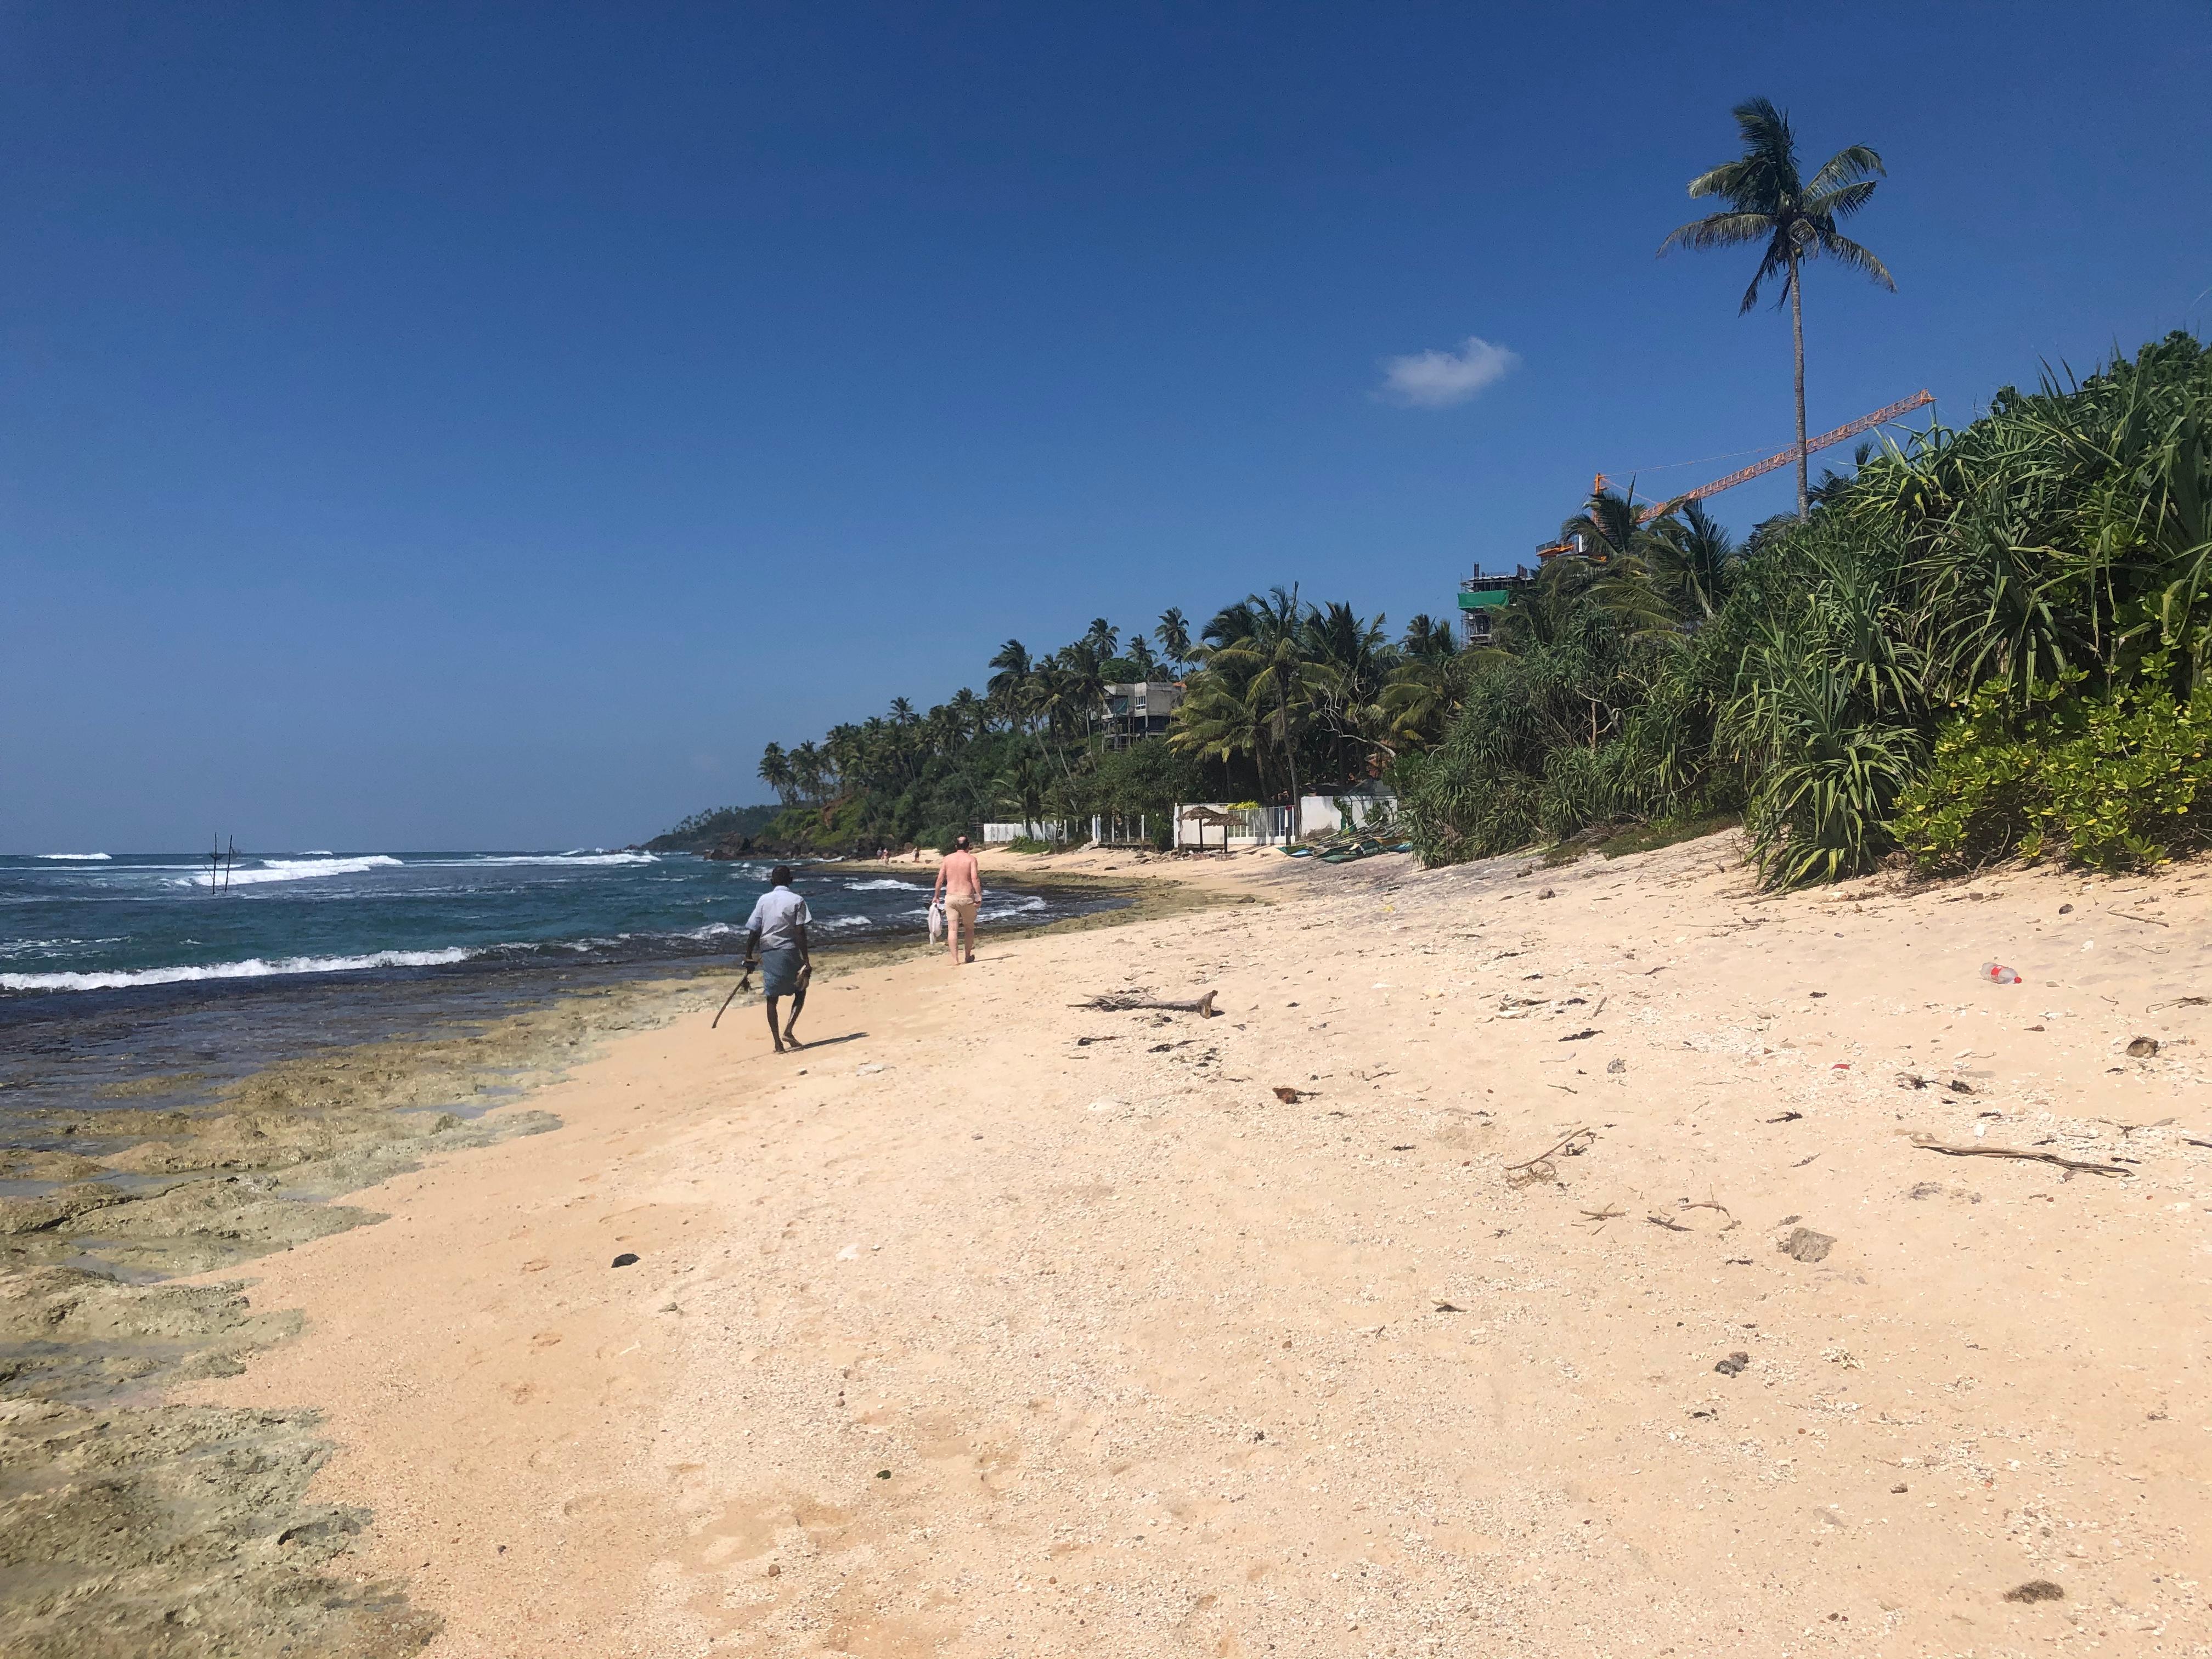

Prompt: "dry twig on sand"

[1071,990,1220,1018]
[2097,1115,2175,1137]
[1504,1127,1595,1187]
[1579,1205,1627,1230]
[1645,1213,1691,1232]
[1680,1199,1741,1231]
[1911,1136,2134,1179]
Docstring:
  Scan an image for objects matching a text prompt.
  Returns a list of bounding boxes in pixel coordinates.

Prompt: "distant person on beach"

[933,835,982,965]
[742,866,811,1052]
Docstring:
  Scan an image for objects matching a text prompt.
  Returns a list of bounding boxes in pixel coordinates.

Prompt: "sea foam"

[179,855,403,888]
[1,946,477,992]
[37,853,111,861]
[413,853,657,868]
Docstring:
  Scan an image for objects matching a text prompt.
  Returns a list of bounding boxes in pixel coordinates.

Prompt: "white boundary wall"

[1172,805,1292,848]
[1296,793,1397,839]
[982,821,1076,844]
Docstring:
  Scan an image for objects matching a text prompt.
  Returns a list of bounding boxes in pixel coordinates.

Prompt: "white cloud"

[1377,335,1520,408]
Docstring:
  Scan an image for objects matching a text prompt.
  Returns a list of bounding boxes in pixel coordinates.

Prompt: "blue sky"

[5,1,2209,849]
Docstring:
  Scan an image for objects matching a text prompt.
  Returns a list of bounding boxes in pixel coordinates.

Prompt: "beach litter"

[1980,962,2022,985]
[1272,1086,1303,1103]
[611,1252,639,1268]
[1713,1351,1751,1376]
[2126,1036,2161,1057]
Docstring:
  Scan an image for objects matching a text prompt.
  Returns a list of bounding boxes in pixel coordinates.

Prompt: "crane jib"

[1612,390,1935,524]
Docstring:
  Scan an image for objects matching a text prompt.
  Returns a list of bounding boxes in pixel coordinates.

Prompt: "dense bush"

[1897,671,2212,871]
[1402,331,2212,887]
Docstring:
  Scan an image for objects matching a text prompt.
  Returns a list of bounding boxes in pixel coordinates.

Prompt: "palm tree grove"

[661,100,2212,889]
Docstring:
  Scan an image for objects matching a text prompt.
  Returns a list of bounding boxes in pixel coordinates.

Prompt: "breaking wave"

[414,853,657,868]
[37,853,111,861]
[179,855,404,888]
[2,947,478,992]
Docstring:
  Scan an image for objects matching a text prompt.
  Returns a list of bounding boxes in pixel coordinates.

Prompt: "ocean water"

[0,850,1068,992]
[0,850,1105,1137]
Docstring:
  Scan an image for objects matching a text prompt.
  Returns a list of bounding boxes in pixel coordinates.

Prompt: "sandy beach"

[15,836,2212,1655]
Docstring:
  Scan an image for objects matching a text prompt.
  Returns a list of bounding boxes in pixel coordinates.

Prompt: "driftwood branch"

[1071,990,1220,1018]
[1505,1127,1595,1187]
[1911,1136,2134,1179]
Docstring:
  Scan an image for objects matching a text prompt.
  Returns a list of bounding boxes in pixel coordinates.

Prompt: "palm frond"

[1804,178,1878,222]
[1685,157,1759,201]
[1742,232,1792,314]
[1804,143,1886,196]
[1658,210,1776,256]
[1729,96,1801,185]
[1813,229,1896,291]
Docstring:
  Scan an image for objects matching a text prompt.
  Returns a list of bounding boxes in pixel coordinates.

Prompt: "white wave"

[2,946,477,992]
[37,853,111,861]
[177,855,402,888]
[415,853,656,868]
[843,878,923,891]
[302,849,333,855]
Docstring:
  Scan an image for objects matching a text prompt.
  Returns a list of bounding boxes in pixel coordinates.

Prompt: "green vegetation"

[1404,330,2212,884]
[642,803,783,853]
[681,606,1474,858]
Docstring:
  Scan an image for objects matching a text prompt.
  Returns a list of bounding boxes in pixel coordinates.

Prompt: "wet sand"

[13,840,2212,1654]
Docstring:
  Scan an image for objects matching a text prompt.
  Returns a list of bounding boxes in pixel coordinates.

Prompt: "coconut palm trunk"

[1790,245,1809,520]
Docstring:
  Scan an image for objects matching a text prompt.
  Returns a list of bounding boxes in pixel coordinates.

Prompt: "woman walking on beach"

[933,835,982,965]
[742,866,811,1052]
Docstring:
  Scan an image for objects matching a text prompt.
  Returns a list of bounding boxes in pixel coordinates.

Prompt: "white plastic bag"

[928,899,944,944]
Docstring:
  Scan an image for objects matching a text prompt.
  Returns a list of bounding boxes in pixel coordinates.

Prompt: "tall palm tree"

[1400,614,1459,663]
[986,640,1035,735]
[1155,608,1193,673]
[1205,586,1318,815]
[757,742,795,805]
[1659,97,1894,520]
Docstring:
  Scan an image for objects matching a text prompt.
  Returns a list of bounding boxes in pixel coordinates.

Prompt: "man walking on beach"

[933,834,983,966]
[742,866,811,1052]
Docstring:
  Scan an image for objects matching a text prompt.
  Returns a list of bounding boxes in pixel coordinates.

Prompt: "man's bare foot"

[772,1040,787,1054]
[782,1029,804,1048]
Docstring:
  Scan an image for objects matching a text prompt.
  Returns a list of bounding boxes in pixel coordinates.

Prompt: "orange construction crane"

[1592,389,1934,527]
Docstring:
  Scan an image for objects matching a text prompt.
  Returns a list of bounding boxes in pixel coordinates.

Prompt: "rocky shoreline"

[0,973,703,1657]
